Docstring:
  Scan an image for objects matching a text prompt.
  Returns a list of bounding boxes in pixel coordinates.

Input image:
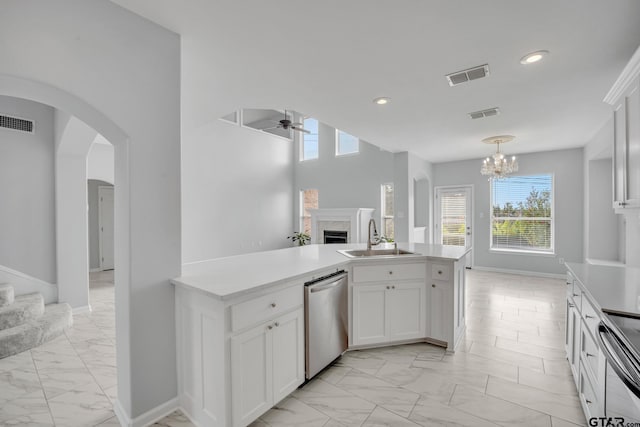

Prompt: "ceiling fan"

[262,110,310,134]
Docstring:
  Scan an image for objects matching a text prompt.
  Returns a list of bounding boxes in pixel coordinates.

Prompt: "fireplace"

[324,230,348,244]
[309,208,375,244]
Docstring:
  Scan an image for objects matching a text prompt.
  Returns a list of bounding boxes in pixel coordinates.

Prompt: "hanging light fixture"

[480,135,518,180]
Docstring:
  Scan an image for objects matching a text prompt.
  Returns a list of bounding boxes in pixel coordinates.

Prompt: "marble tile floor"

[0,270,586,427]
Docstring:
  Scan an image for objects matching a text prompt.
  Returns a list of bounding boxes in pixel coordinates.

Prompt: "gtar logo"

[588,417,625,427]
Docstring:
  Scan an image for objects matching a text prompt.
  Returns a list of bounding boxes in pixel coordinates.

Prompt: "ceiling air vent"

[445,64,490,87]
[0,114,34,133]
[469,107,500,119]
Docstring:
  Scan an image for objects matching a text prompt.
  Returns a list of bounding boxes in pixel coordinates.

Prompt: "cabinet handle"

[585,315,595,319]
[386,286,390,290]
[271,303,276,308]
[267,325,273,330]
[432,284,436,288]
[392,285,396,289]
[388,271,393,275]
[619,202,627,207]
[275,322,280,327]
[586,352,595,358]
[566,282,572,285]
[438,270,443,275]
[568,303,575,308]
[573,293,580,297]
[586,399,593,405]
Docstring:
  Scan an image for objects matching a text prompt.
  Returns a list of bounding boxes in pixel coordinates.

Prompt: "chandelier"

[480,135,518,180]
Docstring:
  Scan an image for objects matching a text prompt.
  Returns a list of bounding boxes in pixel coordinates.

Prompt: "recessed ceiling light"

[373,97,390,105]
[520,50,549,65]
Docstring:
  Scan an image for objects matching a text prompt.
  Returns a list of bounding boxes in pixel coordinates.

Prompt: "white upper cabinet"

[605,47,640,210]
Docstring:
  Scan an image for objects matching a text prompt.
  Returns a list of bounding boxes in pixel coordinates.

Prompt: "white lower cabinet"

[176,281,305,427]
[231,308,304,427]
[564,269,605,420]
[352,281,426,346]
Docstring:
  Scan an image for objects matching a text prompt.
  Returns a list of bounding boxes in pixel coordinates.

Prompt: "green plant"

[380,235,394,243]
[288,231,311,246]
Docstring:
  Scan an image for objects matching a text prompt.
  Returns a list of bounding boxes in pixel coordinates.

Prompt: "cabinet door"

[388,282,426,341]
[613,100,627,208]
[272,309,305,403]
[231,322,273,427]
[565,301,580,386]
[625,80,640,207]
[352,284,387,346]
[429,281,452,344]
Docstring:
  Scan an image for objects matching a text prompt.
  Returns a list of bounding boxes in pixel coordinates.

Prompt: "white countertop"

[172,243,470,300]
[566,262,640,318]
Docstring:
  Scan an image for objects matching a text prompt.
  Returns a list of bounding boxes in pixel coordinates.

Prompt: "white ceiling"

[111,0,640,163]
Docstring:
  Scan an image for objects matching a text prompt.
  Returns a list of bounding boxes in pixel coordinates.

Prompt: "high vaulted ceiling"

[112,0,640,162]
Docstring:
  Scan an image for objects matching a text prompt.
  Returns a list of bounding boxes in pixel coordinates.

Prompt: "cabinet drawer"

[568,282,581,312]
[581,295,600,337]
[431,264,451,281]
[231,285,302,332]
[580,323,600,381]
[579,361,598,419]
[352,263,425,283]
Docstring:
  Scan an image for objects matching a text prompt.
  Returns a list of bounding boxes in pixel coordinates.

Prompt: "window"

[301,118,319,161]
[336,129,359,155]
[381,184,394,240]
[300,189,318,235]
[491,174,553,253]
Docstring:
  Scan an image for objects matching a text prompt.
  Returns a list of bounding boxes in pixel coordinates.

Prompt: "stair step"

[0,293,44,331]
[0,302,72,359]
[0,284,14,307]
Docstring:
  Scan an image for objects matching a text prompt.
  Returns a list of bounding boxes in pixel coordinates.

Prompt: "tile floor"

[0,269,586,426]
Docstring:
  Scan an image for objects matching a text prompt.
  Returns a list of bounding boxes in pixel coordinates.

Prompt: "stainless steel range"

[304,270,348,379]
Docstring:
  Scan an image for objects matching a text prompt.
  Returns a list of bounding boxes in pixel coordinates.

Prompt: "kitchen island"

[171,243,470,427]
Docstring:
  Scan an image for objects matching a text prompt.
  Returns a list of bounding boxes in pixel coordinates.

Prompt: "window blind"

[441,192,467,246]
[491,175,553,252]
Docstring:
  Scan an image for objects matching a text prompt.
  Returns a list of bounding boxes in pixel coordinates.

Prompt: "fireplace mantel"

[309,208,375,244]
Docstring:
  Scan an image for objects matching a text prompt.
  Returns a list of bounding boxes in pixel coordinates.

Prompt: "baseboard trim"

[72,305,91,315]
[472,265,565,280]
[114,397,180,427]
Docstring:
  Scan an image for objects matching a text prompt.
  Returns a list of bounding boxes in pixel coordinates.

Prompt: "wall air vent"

[0,114,34,133]
[445,64,490,87]
[468,107,500,119]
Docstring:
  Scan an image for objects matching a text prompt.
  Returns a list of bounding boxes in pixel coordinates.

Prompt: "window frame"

[489,174,555,255]
[380,183,394,240]
[300,117,319,162]
[335,129,359,156]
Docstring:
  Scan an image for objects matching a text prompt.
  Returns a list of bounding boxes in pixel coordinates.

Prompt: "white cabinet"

[175,280,305,427]
[352,281,426,346]
[231,308,304,427]
[350,259,465,351]
[564,269,606,420]
[427,261,466,350]
[605,48,640,210]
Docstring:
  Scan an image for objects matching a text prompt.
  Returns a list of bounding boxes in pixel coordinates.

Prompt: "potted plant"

[288,231,311,246]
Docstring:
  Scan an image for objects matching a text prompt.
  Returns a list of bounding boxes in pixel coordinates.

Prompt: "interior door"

[435,186,472,268]
[98,186,114,270]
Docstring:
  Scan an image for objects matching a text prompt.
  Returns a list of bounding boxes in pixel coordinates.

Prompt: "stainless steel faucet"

[367,219,382,250]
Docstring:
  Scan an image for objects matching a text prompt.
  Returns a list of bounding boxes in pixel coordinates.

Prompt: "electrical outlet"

[558,257,565,265]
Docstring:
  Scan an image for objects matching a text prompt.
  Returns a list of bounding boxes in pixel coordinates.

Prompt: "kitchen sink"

[337,248,420,258]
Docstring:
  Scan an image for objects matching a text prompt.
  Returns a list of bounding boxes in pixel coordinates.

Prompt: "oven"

[598,317,640,423]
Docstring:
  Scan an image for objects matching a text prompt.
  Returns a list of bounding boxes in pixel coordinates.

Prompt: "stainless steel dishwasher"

[304,270,348,379]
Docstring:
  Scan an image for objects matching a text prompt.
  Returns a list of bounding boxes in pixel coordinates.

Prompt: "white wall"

[88,179,113,270]
[87,138,114,184]
[293,121,395,238]
[434,148,584,276]
[0,0,181,421]
[587,159,620,261]
[0,96,56,283]
[182,120,293,262]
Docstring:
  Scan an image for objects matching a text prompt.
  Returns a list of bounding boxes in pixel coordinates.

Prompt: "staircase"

[0,283,72,359]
